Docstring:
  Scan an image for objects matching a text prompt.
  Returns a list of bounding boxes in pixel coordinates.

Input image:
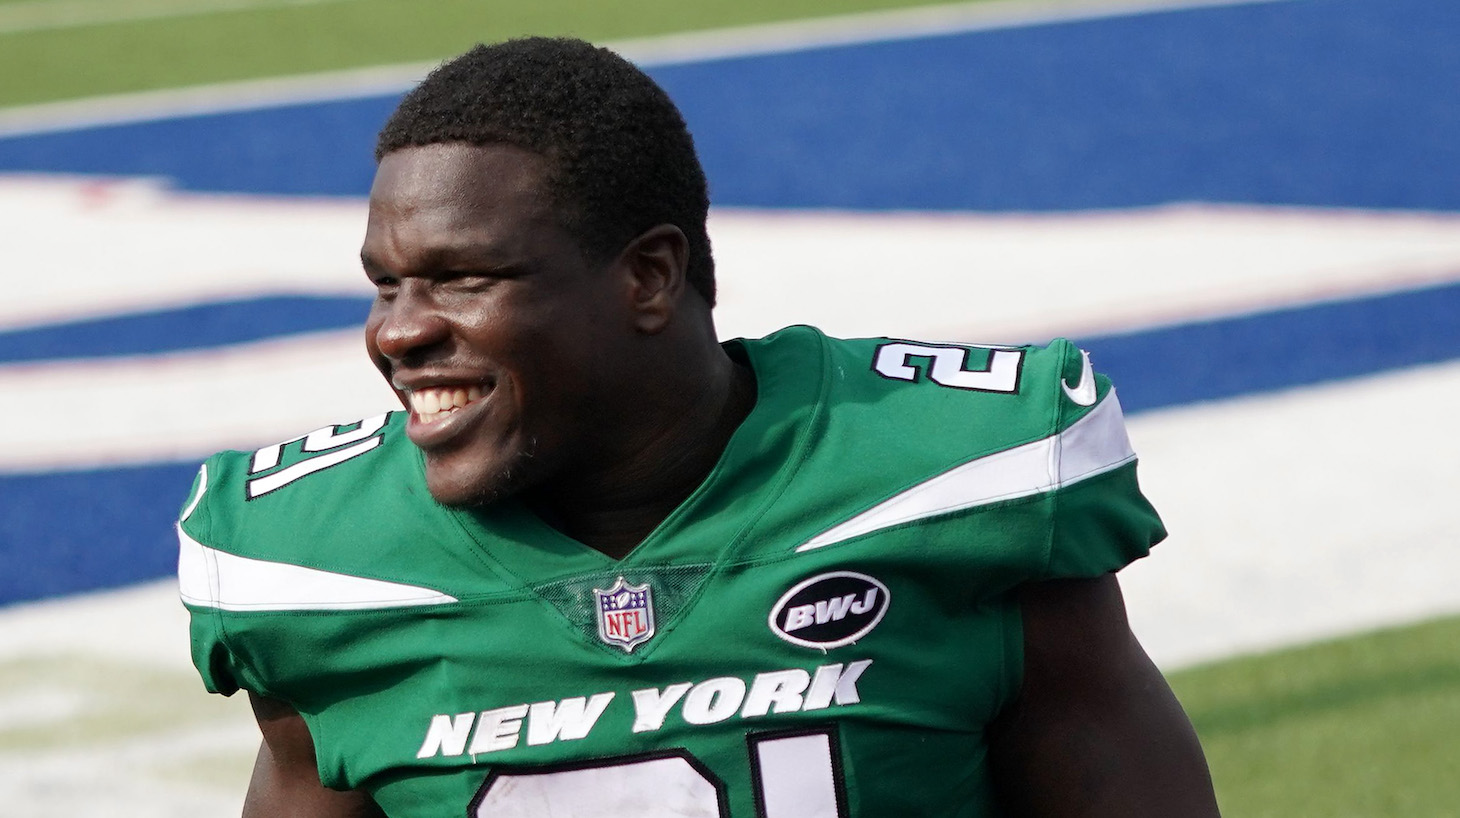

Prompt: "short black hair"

[376,37,716,305]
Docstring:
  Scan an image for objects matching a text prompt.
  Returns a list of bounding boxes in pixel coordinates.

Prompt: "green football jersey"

[178,325,1164,817]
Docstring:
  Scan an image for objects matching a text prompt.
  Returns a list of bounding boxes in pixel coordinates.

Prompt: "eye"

[369,274,400,299]
[442,271,498,293]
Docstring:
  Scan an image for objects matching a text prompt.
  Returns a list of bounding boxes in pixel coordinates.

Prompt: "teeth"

[409,384,486,423]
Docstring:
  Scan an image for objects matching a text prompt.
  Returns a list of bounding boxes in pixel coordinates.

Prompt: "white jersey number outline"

[245,413,389,499]
[873,342,1023,393]
[469,728,847,818]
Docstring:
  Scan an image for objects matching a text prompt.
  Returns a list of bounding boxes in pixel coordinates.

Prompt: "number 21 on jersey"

[245,413,390,499]
[470,727,848,817]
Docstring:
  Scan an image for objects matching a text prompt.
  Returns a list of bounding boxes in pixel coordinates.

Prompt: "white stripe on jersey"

[797,391,1136,551]
[177,526,457,611]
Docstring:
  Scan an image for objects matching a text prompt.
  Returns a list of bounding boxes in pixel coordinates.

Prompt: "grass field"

[1,0,992,106]
[1172,615,1460,817]
[4,0,1457,814]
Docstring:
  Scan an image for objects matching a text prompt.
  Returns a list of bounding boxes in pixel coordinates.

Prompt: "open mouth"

[407,384,485,424]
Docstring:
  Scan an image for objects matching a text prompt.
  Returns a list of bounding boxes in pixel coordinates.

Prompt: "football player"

[178,37,1219,817]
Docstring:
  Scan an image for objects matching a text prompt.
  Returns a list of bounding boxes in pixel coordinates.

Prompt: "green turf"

[0,654,241,750]
[1168,614,1460,817]
[2,0,987,107]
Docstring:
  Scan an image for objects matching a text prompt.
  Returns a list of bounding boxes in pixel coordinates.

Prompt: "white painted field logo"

[594,577,655,653]
[769,571,889,649]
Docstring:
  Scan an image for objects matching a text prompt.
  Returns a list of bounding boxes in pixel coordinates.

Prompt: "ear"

[619,223,690,335]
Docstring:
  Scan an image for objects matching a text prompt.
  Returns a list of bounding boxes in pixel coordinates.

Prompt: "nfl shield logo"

[594,577,656,653]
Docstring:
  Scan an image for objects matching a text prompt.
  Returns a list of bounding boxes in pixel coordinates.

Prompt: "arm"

[988,573,1220,817]
[244,692,387,818]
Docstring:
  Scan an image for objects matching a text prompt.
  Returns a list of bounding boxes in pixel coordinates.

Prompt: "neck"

[523,341,756,560]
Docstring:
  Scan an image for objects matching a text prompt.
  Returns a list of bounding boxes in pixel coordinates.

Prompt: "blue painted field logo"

[770,571,890,649]
[594,577,655,653]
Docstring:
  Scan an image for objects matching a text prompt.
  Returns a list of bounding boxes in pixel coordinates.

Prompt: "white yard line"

[0,0,360,35]
[0,0,1297,136]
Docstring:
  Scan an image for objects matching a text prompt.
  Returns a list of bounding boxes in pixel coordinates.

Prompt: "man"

[178,37,1219,817]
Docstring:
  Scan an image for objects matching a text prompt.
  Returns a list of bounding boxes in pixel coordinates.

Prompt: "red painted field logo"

[594,577,656,653]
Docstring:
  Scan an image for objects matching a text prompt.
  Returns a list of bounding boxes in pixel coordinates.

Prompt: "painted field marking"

[5,174,1459,471]
[0,0,361,36]
[11,175,1460,338]
[613,0,1297,67]
[0,0,1297,136]
[1121,357,1460,667]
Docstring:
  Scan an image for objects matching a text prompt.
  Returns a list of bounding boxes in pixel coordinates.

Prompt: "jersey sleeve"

[176,454,249,697]
[1040,343,1166,579]
[772,331,1164,592]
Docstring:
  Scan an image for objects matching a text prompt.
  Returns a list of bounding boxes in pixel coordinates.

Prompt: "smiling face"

[362,142,632,507]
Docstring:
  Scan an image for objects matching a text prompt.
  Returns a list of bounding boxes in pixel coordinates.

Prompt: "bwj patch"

[594,577,656,653]
[769,571,890,649]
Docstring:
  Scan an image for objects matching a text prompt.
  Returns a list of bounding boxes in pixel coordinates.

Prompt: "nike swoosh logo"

[1062,350,1098,407]
[180,463,208,522]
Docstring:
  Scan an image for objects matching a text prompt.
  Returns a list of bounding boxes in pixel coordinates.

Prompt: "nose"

[369,283,450,364]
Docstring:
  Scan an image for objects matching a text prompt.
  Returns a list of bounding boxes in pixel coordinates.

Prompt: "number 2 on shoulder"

[245,413,390,499]
[873,342,1024,393]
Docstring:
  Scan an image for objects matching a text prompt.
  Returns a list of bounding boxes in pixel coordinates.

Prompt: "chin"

[423,447,539,509]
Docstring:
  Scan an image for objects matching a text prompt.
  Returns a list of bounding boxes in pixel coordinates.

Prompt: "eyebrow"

[360,247,526,278]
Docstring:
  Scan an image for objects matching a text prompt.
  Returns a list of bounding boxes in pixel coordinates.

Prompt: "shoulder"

[745,327,1158,577]
[746,326,1113,456]
[176,410,458,607]
[175,412,467,705]
[178,410,412,547]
